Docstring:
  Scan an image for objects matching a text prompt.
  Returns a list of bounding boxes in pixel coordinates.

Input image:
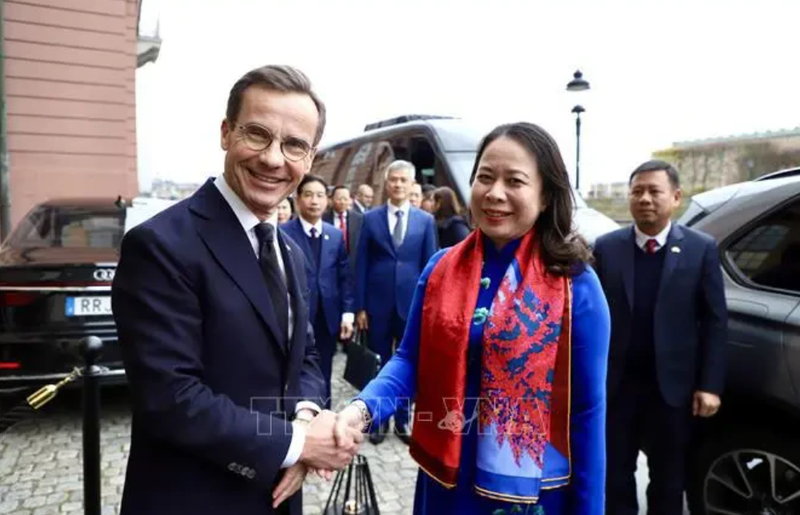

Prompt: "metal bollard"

[80,336,103,515]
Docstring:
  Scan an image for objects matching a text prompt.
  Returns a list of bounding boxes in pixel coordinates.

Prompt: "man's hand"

[693,391,721,417]
[299,410,362,471]
[272,462,307,508]
[340,320,354,341]
[335,403,367,448]
[356,311,369,331]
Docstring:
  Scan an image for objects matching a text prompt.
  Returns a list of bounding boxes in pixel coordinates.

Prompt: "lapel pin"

[324,234,330,240]
[671,246,681,254]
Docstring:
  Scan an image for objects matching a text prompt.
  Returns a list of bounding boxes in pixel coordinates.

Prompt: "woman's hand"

[335,403,367,448]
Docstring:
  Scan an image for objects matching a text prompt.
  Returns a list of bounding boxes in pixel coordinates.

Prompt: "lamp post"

[566,70,590,191]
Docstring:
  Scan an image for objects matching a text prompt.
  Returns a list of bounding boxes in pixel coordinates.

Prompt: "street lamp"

[566,70,590,191]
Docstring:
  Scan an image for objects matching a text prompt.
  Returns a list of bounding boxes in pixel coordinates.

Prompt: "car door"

[721,196,800,405]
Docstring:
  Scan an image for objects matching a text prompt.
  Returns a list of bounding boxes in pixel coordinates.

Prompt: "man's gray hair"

[384,160,416,181]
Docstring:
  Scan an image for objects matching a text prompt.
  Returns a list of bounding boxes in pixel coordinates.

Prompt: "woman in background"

[432,186,471,247]
[276,196,294,224]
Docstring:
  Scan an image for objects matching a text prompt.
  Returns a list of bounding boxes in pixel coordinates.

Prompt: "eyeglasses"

[235,123,314,162]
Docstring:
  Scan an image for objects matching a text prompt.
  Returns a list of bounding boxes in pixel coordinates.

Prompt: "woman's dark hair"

[470,122,591,276]
[432,186,462,221]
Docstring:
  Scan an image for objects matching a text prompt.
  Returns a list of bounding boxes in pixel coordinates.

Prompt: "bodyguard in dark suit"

[355,160,438,445]
[323,185,364,270]
[283,175,354,409]
[112,65,361,515]
[593,160,727,515]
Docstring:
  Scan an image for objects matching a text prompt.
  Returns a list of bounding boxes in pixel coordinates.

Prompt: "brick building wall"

[3,0,139,228]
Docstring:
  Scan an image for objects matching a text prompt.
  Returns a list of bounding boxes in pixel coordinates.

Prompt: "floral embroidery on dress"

[473,307,490,325]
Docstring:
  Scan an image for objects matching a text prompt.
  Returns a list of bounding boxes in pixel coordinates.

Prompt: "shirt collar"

[214,175,277,238]
[298,216,323,237]
[334,209,348,220]
[387,201,410,217]
[634,221,672,251]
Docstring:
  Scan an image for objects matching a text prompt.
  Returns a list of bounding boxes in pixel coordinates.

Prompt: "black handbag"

[323,454,380,514]
[343,329,381,391]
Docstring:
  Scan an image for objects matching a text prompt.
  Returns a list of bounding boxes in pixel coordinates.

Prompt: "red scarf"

[410,229,571,493]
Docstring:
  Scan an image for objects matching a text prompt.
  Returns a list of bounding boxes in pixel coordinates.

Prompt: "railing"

[1,336,105,515]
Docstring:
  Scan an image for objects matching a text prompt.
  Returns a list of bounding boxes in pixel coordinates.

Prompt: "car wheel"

[689,427,800,515]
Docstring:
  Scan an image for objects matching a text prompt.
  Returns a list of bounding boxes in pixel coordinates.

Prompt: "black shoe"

[394,422,411,445]
[369,422,389,445]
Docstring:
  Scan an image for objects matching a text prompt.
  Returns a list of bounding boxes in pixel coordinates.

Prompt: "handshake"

[272,403,369,508]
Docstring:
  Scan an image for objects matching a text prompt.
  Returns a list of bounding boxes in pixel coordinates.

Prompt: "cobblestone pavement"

[0,351,681,515]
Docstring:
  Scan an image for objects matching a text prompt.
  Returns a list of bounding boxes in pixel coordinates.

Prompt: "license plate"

[65,296,112,317]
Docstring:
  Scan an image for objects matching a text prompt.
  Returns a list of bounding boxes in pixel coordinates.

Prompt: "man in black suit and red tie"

[323,185,363,271]
[593,160,727,515]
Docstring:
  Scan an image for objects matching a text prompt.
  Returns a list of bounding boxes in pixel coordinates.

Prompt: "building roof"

[672,127,800,149]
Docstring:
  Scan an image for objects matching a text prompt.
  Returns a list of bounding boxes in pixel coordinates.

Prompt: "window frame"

[720,192,800,298]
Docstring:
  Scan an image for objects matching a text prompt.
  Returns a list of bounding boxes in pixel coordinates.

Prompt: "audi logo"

[93,269,116,281]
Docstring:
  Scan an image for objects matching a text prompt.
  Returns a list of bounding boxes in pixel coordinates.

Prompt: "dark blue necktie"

[309,227,321,269]
[254,223,288,340]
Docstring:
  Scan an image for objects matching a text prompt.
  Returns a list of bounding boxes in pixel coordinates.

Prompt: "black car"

[678,168,800,514]
[0,197,174,393]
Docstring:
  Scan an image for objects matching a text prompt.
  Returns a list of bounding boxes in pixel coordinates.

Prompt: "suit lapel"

[621,226,636,311]
[404,208,423,248]
[287,219,316,276]
[278,232,304,354]
[656,224,684,303]
[320,225,335,270]
[189,181,285,354]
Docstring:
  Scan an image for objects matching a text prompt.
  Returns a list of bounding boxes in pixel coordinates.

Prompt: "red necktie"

[339,212,348,252]
[645,239,658,255]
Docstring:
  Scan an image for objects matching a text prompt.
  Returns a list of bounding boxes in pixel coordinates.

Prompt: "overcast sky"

[135,0,800,193]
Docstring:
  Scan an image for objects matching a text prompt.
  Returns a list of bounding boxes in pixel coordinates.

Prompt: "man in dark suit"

[355,160,438,445]
[112,65,361,515]
[282,175,354,409]
[323,185,363,270]
[353,184,373,214]
[593,160,727,515]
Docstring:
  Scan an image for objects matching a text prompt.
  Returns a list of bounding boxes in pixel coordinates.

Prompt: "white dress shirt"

[298,216,355,325]
[214,176,318,469]
[387,201,411,240]
[634,221,672,253]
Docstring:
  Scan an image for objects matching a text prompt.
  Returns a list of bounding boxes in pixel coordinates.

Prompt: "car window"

[726,198,800,294]
[7,206,124,249]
